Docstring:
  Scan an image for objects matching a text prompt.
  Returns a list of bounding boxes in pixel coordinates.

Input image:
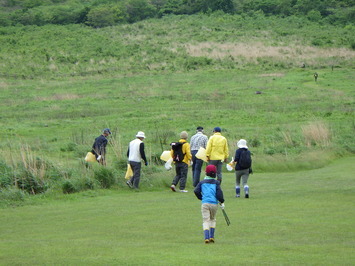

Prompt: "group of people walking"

[169,126,252,198]
[91,126,253,244]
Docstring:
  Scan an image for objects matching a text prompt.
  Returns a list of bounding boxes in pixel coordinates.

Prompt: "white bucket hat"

[237,139,248,149]
[136,131,145,139]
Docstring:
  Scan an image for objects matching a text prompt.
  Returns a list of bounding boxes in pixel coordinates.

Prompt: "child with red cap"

[194,165,225,244]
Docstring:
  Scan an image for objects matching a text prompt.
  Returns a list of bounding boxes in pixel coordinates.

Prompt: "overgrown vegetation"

[0,7,354,200]
[0,0,354,27]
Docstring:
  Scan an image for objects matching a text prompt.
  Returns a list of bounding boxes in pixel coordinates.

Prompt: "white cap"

[136,131,145,139]
[237,139,248,149]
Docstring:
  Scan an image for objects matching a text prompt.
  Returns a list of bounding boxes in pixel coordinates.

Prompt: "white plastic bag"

[164,158,173,171]
[226,157,234,171]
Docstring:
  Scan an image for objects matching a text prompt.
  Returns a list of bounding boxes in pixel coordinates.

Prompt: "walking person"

[190,126,208,187]
[126,131,148,189]
[233,139,252,198]
[170,131,192,193]
[91,128,111,165]
[194,165,225,244]
[205,127,229,184]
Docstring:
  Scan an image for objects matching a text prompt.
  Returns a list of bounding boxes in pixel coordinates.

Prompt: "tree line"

[0,0,354,27]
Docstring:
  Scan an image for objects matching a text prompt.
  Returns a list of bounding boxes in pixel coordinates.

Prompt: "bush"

[0,188,26,203]
[16,169,48,194]
[94,167,116,188]
[0,161,13,188]
[62,179,78,194]
[86,4,126,27]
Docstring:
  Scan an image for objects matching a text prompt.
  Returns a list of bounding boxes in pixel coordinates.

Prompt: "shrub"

[94,167,116,188]
[15,169,48,194]
[62,179,78,194]
[60,142,77,152]
[0,188,26,203]
[86,4,126,27]
[0,161,13,188]
[125,0,157,23]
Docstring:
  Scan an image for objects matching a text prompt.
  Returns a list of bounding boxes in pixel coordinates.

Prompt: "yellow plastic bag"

[125,164,133,180]
[85,152,96,162]
[196,147,208,162]
[160,151,172,162]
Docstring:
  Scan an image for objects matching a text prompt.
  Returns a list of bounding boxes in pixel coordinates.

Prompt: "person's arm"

[184,143,192,161]
[216,183,224,203]
[234,149,241,163]
[224,138,229,162]
[99,137,107,155]
[202,136,208,149]
[194,182,202,200]
[205,137,212,160]
[139,142,147,165]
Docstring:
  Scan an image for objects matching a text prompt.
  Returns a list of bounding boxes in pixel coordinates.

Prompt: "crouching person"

[194,165,225,244]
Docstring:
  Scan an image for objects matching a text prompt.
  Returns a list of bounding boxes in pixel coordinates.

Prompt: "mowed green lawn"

[0,157,354,265]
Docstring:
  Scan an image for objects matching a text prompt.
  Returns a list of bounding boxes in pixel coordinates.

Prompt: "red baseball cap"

[206,165,217,177]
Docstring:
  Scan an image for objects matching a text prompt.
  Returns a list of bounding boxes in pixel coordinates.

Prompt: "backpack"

[170,142,185,162]
[239,149,252,169]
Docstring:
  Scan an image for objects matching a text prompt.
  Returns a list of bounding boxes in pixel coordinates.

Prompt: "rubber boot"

[204,230,210,244]
[209,228,215,243]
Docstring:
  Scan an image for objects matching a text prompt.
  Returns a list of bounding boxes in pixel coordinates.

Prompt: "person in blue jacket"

[194,165,225,244]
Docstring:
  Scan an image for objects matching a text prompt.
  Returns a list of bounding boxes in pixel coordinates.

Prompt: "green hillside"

[0,11,354,198]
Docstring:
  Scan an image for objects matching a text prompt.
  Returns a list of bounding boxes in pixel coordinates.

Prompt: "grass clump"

[94,167,116,189]
[302,121,332,147]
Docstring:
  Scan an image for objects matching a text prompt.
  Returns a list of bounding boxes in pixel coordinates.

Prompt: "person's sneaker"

[126,180,133,189]
[236,194,240,198]
[204,239,209,244]
[170,184,176,192]
[209,238,215,243]
[245,193,249,198]
[180,190,188,193]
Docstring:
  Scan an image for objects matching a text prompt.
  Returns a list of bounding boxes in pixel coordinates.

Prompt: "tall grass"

[302,121,332,147]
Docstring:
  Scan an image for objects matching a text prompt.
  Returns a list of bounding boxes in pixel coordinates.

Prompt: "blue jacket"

[194,177,224,204]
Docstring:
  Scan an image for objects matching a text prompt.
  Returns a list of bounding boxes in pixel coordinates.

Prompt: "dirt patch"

[36,93,82,101]
[259,73,285,77]
[182,42,355,61]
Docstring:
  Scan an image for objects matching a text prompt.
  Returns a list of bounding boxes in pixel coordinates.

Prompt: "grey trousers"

[208,160,223,183]
[129,161,142,189]
[236,169,249,187]
[172,162,188,190]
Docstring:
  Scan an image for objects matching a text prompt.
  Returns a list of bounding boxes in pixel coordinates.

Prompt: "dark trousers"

[129,161,141,189]
[192,150,204,187]
[208,160,223,184]
[172,162,188,190]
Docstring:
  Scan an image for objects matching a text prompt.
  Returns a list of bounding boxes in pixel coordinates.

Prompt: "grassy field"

[0,13,354,264]
[0,156,354,265]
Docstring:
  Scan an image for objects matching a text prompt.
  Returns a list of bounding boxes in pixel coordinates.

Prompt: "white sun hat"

[136,131,146,139]
[237,139,248,149]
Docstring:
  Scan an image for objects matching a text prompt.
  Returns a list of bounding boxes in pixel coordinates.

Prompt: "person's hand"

[145,161,148,166]
[219,203,225,210]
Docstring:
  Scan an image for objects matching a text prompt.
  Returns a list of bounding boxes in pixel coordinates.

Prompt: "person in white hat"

[126,131,148,189]
[233,139,252,198]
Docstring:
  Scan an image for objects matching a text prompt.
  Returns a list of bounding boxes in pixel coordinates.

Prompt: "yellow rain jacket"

[206,133,229,161]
